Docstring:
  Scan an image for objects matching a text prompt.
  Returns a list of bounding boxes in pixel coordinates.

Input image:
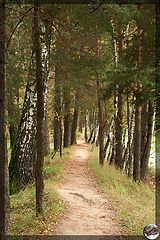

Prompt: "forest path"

[55,137,122,235]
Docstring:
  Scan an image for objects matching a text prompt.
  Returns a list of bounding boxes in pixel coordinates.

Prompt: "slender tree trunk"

[84,114,88,142]
[133,25,142,183]
[87,129,94,143]
[96,37,105,165]
[127,94,132,176]
[43,110,50,156]
[71,91,79,145]
[114,27,124,169]
[43,81,50,156]
[141,102,154,181]
[0,1,9,236]
[42,20,52,156]
[141,102,148,159]
[63,90,71,148]
[79,118,83,133]
[7,91,19,148]
[34,2,44,215]
[53,64,62,154]
[133,96,142,182]
[115,89,123,169]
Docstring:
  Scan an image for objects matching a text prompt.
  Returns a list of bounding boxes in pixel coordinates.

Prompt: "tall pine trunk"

[114,28,123,169]
[53,64,62,154]
[96,37,105,165]
[115,89,123,169]
[42,20,52,156]
[133,25,142,183]
[0,1,10,236]
[34,2,44,215]
[63,90,71,148]
[133,85,142,183]
[71,91,79,145]
[140,102,154,181]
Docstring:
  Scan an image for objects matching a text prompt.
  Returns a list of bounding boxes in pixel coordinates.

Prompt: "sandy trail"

[55,138,122,235]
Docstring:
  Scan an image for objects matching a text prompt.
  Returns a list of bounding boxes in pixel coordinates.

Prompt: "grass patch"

[88,148,155,235]
[10,148,72,235]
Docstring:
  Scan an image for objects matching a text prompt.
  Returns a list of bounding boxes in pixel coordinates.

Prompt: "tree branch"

[6,7,34,50]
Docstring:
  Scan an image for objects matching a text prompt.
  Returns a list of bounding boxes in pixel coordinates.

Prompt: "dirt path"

[55,138,122,235]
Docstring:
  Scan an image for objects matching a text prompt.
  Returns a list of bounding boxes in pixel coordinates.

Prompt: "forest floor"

[55,137,123,235]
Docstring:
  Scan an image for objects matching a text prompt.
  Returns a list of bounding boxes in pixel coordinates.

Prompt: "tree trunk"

[0,1,10,236]
[34,2,44,215]
[71,91,79,145]
[141,102,148,159]
[133,98,142,183]
[115,89,123,169]
[87,129,94,143]
[9,15,51,193]
[155,3,160,226]
[133,24,142,183]
[9,56,37,194]
[53,64,62,154]
[96,37,105,165]
[43,110,50,156]
[43,85,50,156]
[114,27,124,169]
[141,102,154,181]
[84,114,88,142]
[63,90,71,148]
[42,20,51,156]
[7,91,19,148]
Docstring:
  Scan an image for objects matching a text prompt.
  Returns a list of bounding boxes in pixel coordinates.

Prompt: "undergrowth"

[88,148,155,235]
[10,148,72,235]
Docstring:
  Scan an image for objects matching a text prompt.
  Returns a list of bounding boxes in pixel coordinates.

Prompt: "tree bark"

[96,37,105,165]
[0,1,10,236]
[43,110,50,156]
[141,102,154,181]
[53,64,62,154]
[155,3,160,226]
[84,114,88,142]
[34,2,44,215]
[133,25,142,183]
[71,91,79,145]
[42,20,51,156]
[133,96,142,183]
[43,84,50,156]
[114,27,124,169]
[115,89,123,169]
[9,56,37,194]
[63,90,71,148]
[7,91,19,148]
[141,102,148,159]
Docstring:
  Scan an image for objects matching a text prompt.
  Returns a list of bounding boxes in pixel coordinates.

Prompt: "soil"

[55,138,123,235]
